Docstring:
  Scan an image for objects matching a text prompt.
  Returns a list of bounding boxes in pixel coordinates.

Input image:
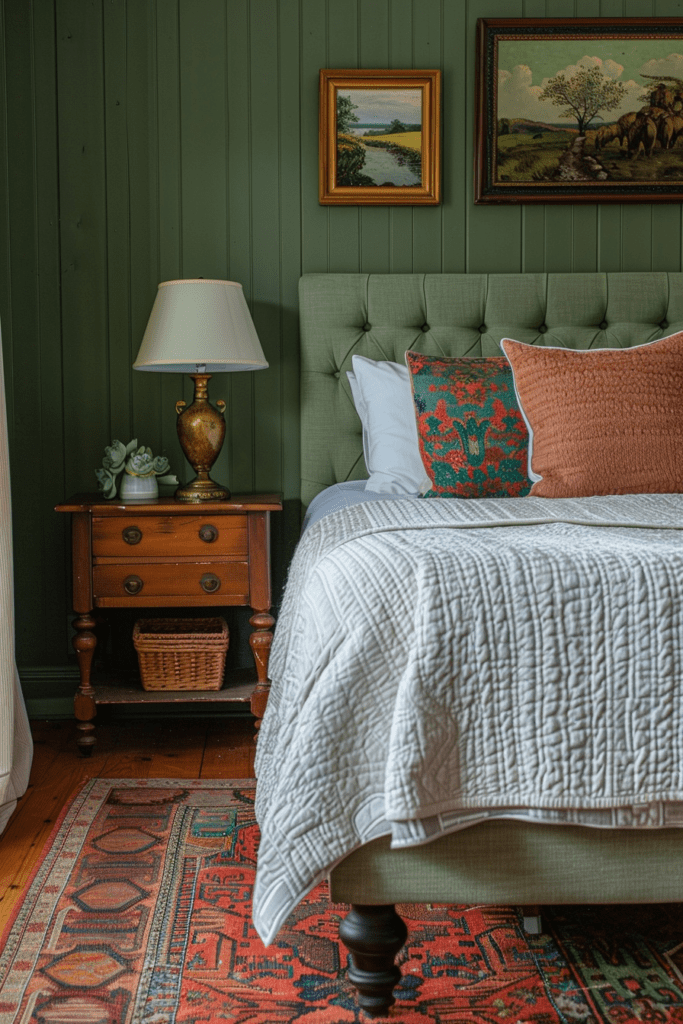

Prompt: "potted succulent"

[96,439,178,500]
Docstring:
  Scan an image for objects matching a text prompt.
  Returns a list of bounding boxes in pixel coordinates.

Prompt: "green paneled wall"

[1,0,682,712]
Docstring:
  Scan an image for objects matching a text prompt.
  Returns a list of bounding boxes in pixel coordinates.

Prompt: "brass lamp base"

[175,373,231,502]
[175,478,230,502]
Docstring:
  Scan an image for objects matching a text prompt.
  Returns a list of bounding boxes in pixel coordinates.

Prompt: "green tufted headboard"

[299,272,683,506]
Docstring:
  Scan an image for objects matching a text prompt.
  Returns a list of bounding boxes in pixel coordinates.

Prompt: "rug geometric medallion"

[2,779,683,1023]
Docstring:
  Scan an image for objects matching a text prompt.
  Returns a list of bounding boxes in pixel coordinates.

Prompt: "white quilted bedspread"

[253,494,683,943]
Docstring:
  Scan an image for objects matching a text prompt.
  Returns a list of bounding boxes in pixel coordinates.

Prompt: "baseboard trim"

[25,697,74,719]
[19,666,78,718]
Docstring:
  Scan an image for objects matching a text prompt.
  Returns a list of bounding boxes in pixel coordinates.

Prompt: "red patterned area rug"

[2,779,683,1023]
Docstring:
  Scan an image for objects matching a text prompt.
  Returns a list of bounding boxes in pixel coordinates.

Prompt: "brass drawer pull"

[199,524,218,543]
[122,526,142,545]
[200,573,221,594]
[123,575,144,595]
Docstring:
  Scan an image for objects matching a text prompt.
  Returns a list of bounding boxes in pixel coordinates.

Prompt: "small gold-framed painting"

[319,68,441,205]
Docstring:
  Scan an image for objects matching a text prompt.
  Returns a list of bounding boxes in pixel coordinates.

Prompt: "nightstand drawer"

[92,515,248,558]
[93,562,250,603]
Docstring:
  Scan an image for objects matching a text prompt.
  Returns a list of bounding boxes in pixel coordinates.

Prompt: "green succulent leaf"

[104,440,126,471]
[95,467,117,499]
[126,451,156,476]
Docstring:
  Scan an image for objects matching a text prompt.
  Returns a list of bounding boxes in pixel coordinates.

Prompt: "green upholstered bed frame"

[299,271,683,505]
[297,272,683,1016]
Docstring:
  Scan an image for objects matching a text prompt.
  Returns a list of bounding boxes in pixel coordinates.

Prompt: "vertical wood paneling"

[655,0,683,269]
[4,1,66,666]
[328,0,361,273]
[178,1,228,278]
[0,2,11,444]
[277,0,303,576]
[652,206,682,271]
[622,207,654,270]
[442,0,467,272]
[33,1,67,663]
[301,0,328,273]
[572,207,599,272]
[570,0,597,274]
[598,207,623,269]
[523,208,545,272]
[359,0,391,273]
[176,1,229,486]
[156,0,186,469]
[4,0,43,665]
[543,0,577,273]
[104,0,133,444]
[4,0,683,687]
[521,0,546,281]
[600,0,626,13]
[467,0,523,272]
[655,0,683,299]
[226,0,254,492]
[129,2,162,454]
[389,0,414,273]
[545,209,574,272]
[55,1,108,498]
[412,0,442,271]
[250,0,281,492]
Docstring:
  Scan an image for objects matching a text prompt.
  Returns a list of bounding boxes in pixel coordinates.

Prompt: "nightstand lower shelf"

[92,667,257,705]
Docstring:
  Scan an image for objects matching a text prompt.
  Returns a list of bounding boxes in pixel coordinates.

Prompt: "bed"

[254,272,683,1017]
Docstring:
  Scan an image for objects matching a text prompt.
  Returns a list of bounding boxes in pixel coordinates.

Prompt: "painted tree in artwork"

[539,67,626,133]
[337,94,360,134]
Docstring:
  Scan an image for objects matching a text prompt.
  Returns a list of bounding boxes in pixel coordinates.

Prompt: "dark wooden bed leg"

[339,904,408,1017]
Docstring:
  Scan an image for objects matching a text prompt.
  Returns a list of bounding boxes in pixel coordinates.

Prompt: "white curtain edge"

[0,665,32,833]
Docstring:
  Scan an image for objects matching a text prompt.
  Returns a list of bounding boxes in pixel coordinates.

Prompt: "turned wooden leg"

[93,611,109,665]
[249,610,274,736]
[339,904,408,1017]
[72,612,97,756]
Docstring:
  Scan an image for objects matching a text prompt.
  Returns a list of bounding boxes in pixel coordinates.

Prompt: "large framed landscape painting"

[319,69,441,205]
[475,18,683,203]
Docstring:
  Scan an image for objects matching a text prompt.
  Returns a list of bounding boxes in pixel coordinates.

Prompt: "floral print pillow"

[405,352,530,498]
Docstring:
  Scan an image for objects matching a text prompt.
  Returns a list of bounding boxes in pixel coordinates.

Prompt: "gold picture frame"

[319,69,441,206]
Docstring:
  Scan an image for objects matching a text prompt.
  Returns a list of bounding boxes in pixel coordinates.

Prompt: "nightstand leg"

[249,610,274,735]
[73,612,97,756]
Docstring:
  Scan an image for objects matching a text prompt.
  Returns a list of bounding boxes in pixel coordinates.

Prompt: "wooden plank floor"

[0,716,256,933]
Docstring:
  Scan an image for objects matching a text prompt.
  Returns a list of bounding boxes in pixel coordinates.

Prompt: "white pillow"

[348,355,430,494]
[346,370,371,468]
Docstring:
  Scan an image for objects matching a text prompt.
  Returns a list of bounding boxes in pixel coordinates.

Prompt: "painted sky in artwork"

[337,88,422,125]
[498,39,683,123]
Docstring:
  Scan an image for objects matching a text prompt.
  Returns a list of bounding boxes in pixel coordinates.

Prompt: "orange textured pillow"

[500,332,683,498]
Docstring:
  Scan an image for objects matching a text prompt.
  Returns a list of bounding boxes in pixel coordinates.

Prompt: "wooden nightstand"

[55,493,282,755]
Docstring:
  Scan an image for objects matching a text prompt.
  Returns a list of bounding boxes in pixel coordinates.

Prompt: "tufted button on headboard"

[298,272,683,506]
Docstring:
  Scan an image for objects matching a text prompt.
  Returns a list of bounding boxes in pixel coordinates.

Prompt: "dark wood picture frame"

[475,17,683,204]
[319,68,441,206]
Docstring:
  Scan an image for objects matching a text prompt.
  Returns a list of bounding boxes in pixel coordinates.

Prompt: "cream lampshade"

[133,279,268,502]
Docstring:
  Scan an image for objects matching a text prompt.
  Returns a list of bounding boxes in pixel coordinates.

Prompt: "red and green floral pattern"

[406,351,530,498]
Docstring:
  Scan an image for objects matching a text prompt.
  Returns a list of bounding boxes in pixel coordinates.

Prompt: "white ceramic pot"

[119,473,159,501]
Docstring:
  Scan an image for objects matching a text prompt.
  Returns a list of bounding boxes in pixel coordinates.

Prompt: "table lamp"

[133,279,268,502]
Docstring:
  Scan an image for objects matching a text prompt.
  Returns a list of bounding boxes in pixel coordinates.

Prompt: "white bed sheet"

[302,479,418,532]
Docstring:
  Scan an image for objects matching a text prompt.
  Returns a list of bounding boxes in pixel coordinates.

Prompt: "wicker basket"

[132,617,229,691]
